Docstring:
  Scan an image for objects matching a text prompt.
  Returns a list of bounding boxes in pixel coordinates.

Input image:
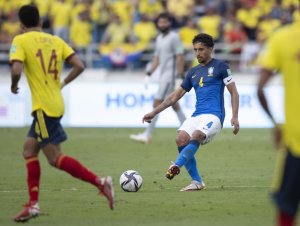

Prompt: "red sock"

[25,157,40,203]
[55,154,98,187]
[278,209,295,226]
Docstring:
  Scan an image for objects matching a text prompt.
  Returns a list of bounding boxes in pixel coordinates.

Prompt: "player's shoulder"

[211,58,229,68]
[169,31,180,39]
[269,23,297,43]
[187,64,201,76]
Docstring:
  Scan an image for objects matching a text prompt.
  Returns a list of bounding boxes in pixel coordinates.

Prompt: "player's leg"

[42,143,114,210]
[176,131,203,183]
[130,99,161,144]
[14,121,41,222]
[273,148,300,226]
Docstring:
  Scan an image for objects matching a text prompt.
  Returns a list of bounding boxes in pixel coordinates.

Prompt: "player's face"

[193,42,213,65]
[157,18,170,33]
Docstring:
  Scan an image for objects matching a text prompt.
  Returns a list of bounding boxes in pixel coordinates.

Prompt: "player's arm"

[226,82,240,135]
[146,56,159,76]
[257,68,276,125]
[143,86,186,123]
[10,61,23,94]
[257,68,282,149]
[61,54,85,88]
[175,53,185,78]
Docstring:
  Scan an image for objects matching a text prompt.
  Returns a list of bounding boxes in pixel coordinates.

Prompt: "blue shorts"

[27,110,67,148]
[272,148,300,216]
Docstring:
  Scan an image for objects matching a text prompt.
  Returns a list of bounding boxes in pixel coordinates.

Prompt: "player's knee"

[192,130,206,142]
[176,134,189,146]
[46,156,58,167]
[22,149,37,159]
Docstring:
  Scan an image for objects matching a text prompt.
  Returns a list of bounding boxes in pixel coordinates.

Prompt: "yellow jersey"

[258,22,300,156]
[9,31,74,117]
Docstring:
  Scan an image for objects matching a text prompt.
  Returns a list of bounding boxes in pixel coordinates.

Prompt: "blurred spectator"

[0,10,19,43]
[139,0,164,21]
[50,0,72,41]
[91,0,111,42]
[223,15,248,54]
[179,17,199,50]
[110,0,133,26]
[100,14,135,68]
[167,0,195,28]
[101,14,132,45]
[198,4,222,41]
[70,9,92,53]
[236,1,262,40]
[133,14,157,50]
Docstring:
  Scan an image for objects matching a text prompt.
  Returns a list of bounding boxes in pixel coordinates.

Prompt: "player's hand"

[142,112,156,123]
[231,117,240,135]
[11,85,19,94]
[273,125,282,150]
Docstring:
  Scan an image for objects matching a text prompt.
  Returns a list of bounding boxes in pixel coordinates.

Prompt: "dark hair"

[157,12,171,21]
[192,33,214,48]
[18,4,40,28]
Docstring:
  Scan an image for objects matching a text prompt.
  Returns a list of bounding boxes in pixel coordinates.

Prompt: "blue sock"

[178,145,202,183]
[175,140,200,167]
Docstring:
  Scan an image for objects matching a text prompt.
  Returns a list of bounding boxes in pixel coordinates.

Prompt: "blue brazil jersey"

[181,58,232,124]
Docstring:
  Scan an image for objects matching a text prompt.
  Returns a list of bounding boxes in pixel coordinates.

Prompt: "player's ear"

[39,19,43,28]
[19,23,26,33]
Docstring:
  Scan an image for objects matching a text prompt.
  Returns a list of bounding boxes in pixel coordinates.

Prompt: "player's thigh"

[272,149,300,216]
[194,114,222,145]
[155,81,174,100]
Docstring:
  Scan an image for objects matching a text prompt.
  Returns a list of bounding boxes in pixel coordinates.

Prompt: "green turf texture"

[0,128,293,226]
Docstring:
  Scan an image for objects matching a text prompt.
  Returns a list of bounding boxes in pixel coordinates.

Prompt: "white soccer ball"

[119,170,143,192]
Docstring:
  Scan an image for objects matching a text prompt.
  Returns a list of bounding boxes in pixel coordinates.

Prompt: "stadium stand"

[0,0,299,72]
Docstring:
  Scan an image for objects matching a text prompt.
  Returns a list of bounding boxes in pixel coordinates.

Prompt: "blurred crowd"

[0,0,299,71]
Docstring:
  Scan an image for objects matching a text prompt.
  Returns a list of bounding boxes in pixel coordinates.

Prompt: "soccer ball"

[119,170,143,192]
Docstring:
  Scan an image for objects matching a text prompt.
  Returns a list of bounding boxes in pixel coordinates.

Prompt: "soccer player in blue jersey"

[142,33,240,191]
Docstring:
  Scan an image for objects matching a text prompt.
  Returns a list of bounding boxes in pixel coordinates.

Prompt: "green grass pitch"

[0,127,293,226]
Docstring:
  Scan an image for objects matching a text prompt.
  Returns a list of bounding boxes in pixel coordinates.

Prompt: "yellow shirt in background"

[9,31,74,117]
[198,15,221,40]
[51,1,72,27]
[258,22,300,156]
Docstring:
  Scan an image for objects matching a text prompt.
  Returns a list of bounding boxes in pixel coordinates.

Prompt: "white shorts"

[155,81,175,100]
[178,114,222,145]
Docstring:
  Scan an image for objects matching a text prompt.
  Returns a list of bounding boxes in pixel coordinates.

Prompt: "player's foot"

[98,176,115,210]
[165,164,180,180]
[129,133,152,144]
[180,180,206,191]
[14,201,40,222]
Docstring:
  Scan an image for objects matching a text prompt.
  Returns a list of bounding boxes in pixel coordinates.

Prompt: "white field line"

[0,185,270,193]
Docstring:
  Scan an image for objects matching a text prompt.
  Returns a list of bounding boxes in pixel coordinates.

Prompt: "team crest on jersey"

[208,67,214,76]
[10,45,16,53]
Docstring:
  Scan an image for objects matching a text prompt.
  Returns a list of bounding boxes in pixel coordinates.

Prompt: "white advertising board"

[67,83,284,128]
[0,82,284,128]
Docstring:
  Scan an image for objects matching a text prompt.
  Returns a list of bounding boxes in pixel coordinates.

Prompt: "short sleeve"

[181,69,193,92]
[9,36,25,63]
[219,61,231,79]
[61,39,75,61]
